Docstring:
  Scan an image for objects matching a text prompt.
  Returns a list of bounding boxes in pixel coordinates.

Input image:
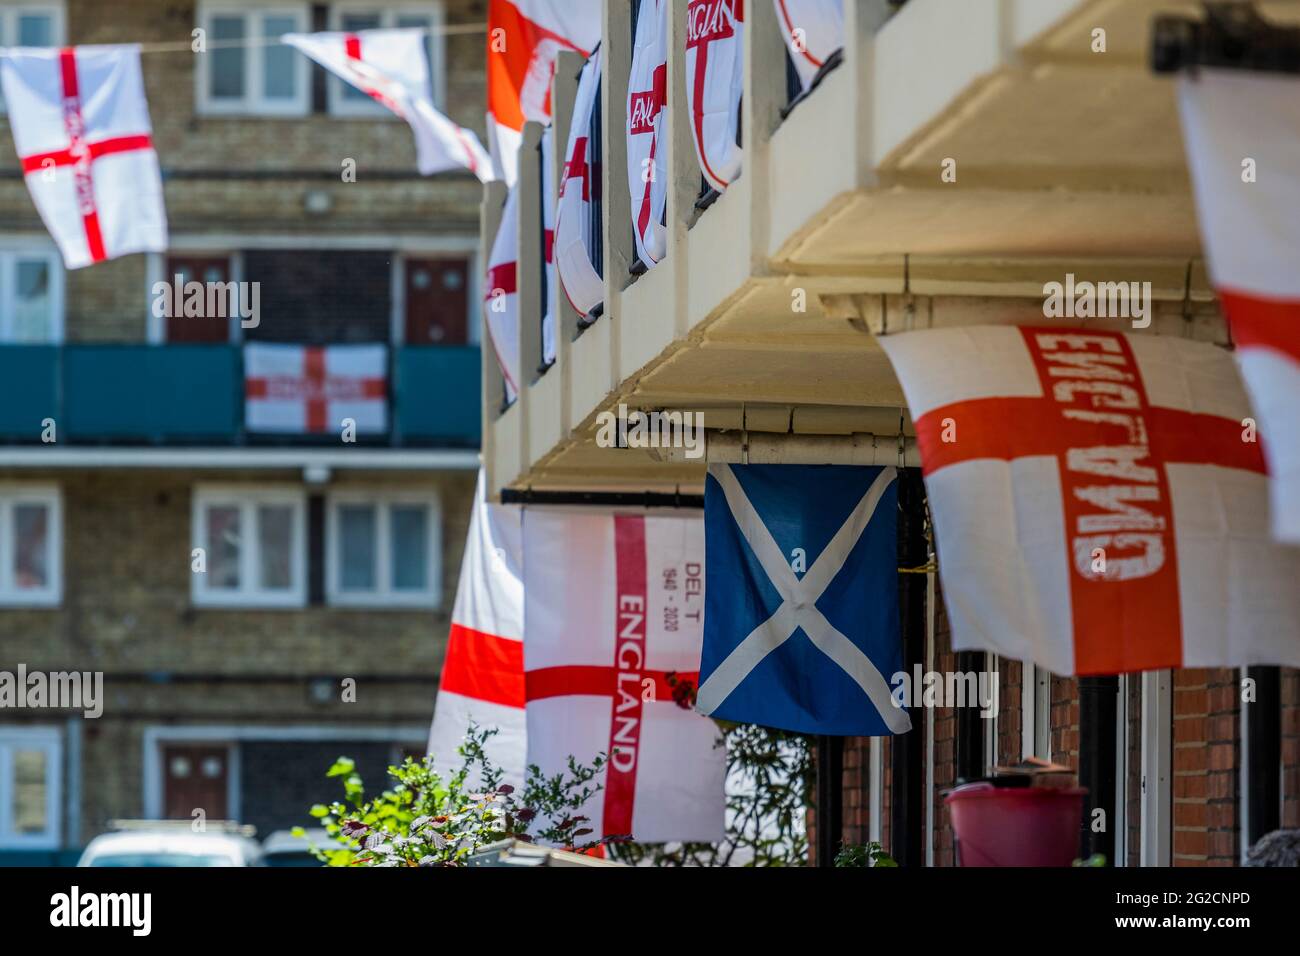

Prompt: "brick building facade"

[0,0,486,862]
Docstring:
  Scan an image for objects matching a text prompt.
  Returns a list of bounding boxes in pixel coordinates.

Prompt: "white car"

[77,823,262,867]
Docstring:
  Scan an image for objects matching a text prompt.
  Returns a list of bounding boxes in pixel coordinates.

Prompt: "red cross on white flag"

[553,48,604,319]
[1,45,167,270]
[244,343,388,435]
[523,509,726,843]
[880,325,1300,676]
[283,29,492,181]
[627,0,669,266]
[685,0,744,192]
[774,0,844,92]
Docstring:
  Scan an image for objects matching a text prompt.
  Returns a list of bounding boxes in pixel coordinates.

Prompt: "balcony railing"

[0,344,481,448]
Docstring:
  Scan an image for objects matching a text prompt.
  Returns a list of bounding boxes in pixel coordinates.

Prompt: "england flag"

[628,0,669,266]
[1178,69,1300,544]
[697,464,911,736]
[523,509,726,843]
[685,0,744,192]
[774,0,843,91]
[554,48,604,319]
[429,471,527,789]
[1,45,167,269]
[244,343,387,435]
[284,29,491,181]
[483,184,521,401]
[879,325,1300,676]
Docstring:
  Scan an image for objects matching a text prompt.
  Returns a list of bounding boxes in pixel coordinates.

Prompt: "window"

[0,486,61,607]
[0,248,63,343]
[196,4,310,116]
[0,728,61,850]
[192,486,306,607]
[0,3,65,114]
[329,4,445,116]
[327,490,440,607]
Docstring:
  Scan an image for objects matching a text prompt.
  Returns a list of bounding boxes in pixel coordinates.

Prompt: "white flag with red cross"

[878,325,1300,676]
[428,470,527,790]
[483,183,521,402]
[685,0,744,193]
[1178,69,1300,544]
[244,343,388,435]
[283,29,491,182]
[486,0,601,185]
[553,48,604,319]
[523,509,727,843]
[774,0,843,91]
[0,45,167,270]
[627,0,669,266]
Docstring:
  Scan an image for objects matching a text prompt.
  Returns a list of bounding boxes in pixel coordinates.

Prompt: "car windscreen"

[86,853,236,867]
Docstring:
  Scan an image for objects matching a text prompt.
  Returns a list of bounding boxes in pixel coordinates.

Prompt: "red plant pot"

[945,782,1087,867]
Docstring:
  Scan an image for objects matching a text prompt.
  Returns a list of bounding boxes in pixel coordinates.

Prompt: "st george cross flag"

[1,45,167,270]
[685,0,744,192]
[487,0,601,185]
[774,0,843,91]
[428,470,527,789]
[244,343,387,435]
[697,465,911,736]
[1178,70,1300,544]
[523,509,726,842]
[554,49,605,319]
[627,0,669,266]
[878,325,1300,676]
[283,30,491,182]
[483,183,521,401]
[541,125,558,367]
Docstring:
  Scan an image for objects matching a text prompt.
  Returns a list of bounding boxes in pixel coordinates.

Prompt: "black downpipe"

[814,736,844,868]
[955,651,986,782]
[1078,675,1118,863]
[1247,666,1281,846]
[890,469,926,867]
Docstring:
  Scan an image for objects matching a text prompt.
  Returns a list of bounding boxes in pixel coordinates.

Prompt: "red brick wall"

[1284,669,1300,830]
[1172,669,1239,866]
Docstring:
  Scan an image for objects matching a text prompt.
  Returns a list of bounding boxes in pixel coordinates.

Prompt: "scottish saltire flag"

[697,465,912,736]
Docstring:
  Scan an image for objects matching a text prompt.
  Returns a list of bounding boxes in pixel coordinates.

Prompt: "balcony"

[0,344,480,449]
[480,0,1268,498]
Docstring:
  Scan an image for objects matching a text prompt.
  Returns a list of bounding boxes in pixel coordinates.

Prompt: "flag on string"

[878,325,1300,675]
[523,508,726,843]
[0,44,167,269]
[774,0,843,91]
[628,0,669,266]
[283,29,491,181]
[685,0,744,192]
[554,48,604,319]
[697,464,911,736]
[1178,68,1300,544]
[244,343,387,435]
[483,183,521,402]
[429,471,527,789]
[486,0,601,185]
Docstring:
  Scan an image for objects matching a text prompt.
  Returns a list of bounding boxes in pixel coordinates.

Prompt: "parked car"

[261,829,344,867]
[77,820,262,867]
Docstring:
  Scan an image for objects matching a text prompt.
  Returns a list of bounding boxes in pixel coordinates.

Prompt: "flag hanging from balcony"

[627,0,669,267]
[0,45,167,270]
[554,48,604,320]
[774,0,843,91]
[522,508,726,843]
[1178,69,1300,544]
[541,125,557,367]
[878,325,1300,676]
[484,183,521,402]
[697,465,912,736]
[685,0,744,193]
[486,0,601,185]
[283,29,491,182]
[429,470,527,789]
[243,343,388,435]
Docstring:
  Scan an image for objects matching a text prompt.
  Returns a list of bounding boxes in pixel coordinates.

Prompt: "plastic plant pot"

[944,781,1087,866]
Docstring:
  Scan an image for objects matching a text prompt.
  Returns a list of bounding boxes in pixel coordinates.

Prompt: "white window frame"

[327,2,446,117]
[191,485,307,608]
[0,2,67,115]
[1139,669,1173,866]
[1020,661,1051,761]
[0,245,64,344]
[0,726,62,850]
[195,2,311,117]
[0,484,62,607]
[326,488,441,608]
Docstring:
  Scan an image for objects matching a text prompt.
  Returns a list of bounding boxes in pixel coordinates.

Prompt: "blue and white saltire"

[697,464,911,736]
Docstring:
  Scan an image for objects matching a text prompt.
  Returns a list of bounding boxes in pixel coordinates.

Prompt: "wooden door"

[404,257,469,345]
[165,256,233,342]
[162,744,230,821]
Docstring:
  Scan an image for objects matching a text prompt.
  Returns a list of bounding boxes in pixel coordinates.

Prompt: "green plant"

[302,725,615,866]
[833,841,897,867]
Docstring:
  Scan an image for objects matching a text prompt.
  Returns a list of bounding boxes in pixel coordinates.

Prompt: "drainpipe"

[1079,675,1118,863]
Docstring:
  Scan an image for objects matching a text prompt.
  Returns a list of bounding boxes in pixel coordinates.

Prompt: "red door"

[165,256,234,342]
[404,257,468,345]
[162,745,230,821]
